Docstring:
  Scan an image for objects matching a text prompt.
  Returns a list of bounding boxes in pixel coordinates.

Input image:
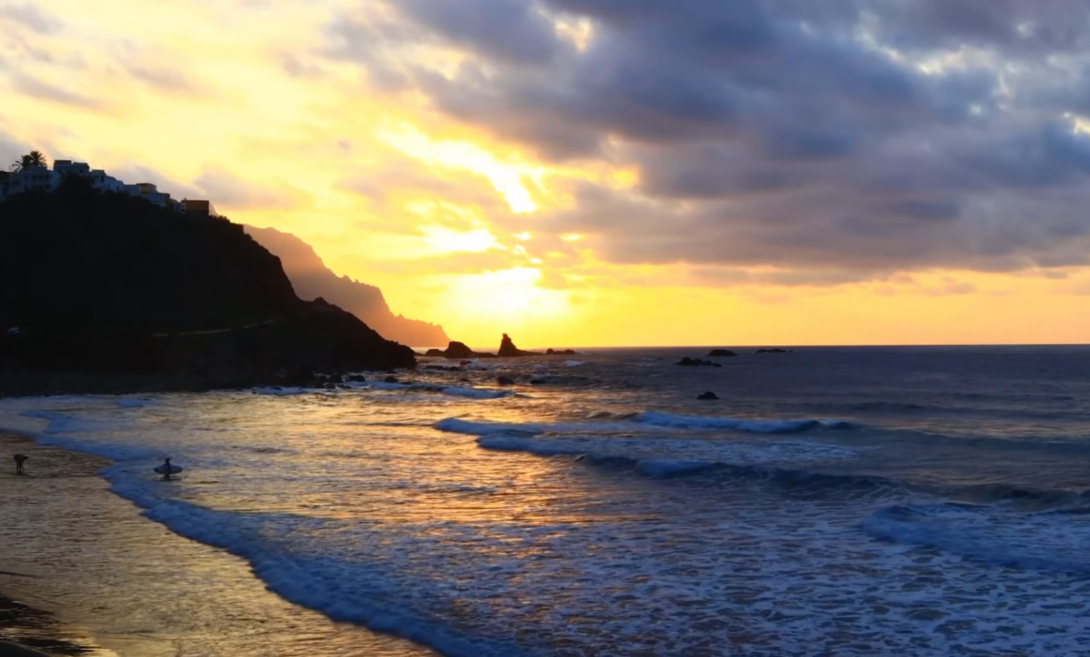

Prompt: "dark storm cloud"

[396,0,561,65]
[325,0,1090,283]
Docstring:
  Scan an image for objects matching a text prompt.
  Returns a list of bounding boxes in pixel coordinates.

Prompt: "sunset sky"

[3,1,1090,347]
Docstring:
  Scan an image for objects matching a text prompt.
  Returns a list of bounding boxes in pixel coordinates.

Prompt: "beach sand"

[0,431,435,657]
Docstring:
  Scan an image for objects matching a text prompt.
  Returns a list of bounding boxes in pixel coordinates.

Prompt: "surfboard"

[154,464,183,475]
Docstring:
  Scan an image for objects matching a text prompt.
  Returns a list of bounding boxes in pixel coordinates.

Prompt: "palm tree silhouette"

[11,151,48,171]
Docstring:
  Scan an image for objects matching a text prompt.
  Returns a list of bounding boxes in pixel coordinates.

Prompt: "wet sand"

[0,431,436,657]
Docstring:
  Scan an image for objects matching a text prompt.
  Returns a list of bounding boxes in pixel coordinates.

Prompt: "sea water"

[2,346,1090,655]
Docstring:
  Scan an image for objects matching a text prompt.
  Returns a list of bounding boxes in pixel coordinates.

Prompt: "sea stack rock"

[444,342,477,359]
[697,392,719,400]
[707,349,738,357]
[498,333,536,357]
[675,357,722,368]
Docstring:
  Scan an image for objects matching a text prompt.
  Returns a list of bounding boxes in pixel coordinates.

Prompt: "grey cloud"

[125,65,194,92]
[194,168,308,210]
[321,0,1090,283]
[0,3,60,34]
[7,71,102,109]
[394,0,561,65]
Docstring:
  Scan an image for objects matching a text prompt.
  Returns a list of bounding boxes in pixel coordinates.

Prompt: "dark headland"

[0,177,416,396]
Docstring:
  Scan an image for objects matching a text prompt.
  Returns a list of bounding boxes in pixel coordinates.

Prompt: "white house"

[8,165,60,194]
[89,169,125,193]
[3,154,209,216]
[53,160,91,177]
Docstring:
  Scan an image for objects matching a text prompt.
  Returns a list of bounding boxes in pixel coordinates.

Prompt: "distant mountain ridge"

[244,226,448,347]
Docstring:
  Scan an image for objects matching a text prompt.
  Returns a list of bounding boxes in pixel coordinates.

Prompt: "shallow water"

[2,345,1090,655]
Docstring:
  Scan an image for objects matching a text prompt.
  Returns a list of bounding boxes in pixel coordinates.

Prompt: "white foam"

[635,410,848,434]
[862,503,1090,573]
[563,360,586,367]
[253,386,312,396]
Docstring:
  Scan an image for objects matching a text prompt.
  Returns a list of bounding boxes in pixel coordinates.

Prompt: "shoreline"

[0,429,436,657]
[0,432,112,656]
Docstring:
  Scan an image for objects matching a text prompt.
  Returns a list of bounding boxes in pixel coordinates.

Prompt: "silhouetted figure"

[13,454,28,475]
[154,457,183,480]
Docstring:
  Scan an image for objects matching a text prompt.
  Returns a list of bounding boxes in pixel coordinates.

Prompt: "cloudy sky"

[4,0,1090,346]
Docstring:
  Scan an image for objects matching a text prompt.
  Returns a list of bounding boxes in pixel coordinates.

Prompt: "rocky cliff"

[244,225,449,347]
[0,179,415,383]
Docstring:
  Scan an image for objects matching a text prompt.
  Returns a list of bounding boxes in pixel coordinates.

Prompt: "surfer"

[154,457,182,480]
[13,454,28,475]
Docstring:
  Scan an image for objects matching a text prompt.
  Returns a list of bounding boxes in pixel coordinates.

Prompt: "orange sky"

[2,1,1089,348]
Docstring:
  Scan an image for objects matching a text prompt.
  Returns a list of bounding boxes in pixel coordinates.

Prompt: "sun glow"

[377,123,539,213]
[436,268,571,342]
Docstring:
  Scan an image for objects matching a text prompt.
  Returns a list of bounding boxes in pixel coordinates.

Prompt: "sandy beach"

[0,432,110,656]
[0,430,433,657]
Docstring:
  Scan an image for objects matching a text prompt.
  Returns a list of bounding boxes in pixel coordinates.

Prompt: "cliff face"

[0,180,415,376]
[244,225,449,347]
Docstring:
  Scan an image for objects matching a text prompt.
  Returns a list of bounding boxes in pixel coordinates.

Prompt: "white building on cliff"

[2,156,218,217]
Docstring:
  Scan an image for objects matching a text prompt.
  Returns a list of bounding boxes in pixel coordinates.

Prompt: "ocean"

[2,345,1090,656]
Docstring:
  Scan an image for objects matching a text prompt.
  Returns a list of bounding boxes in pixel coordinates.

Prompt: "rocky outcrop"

[498,333,537,357]
[545,348,580,355]
[707,349,738,357]
[756,348,793,354]
[423,342,496,359]
[0,180,415,382]
[697,391,720,400]
[675,357,722,368]
[244,225,448,347]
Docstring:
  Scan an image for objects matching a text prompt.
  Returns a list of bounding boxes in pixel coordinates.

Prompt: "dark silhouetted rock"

[424,349,446,357]
[498,333,537,357]
[347,375,367,382]
[755,348,793,354]
[697,392,719,400]
[675,357,722,368]
[707,349,738,357]
[384,375,398,383]
[497,376,516,386]
[0,183,416,383]
[425,365,462,371]
[545,348,579,356]
[444,342,477,359]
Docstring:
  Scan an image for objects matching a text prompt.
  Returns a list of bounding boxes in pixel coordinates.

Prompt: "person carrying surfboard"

[154,457,182,480]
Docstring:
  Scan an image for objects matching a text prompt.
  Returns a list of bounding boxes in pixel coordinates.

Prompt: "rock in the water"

[498,333,537,357]
[497,376,516,386]
[384,375,398,383]
[444,341,476,359]
[675,357,722,368]
[545,348,579,355]
[347,374,366,382]
[424,342,496,359]
[755,348,793,354]
[707,349,738,357]
[697,391,719,400]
